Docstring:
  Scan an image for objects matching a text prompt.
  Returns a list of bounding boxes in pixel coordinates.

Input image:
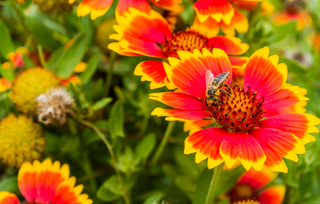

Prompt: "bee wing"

[205,70,214,89]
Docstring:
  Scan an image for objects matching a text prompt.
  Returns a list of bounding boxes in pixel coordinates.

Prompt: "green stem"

[37,45,47,68]
[71,114,130,204]
[103,51,116,97]
[150,121,176,166]
[205,164,223,204]
[9,0,31,36]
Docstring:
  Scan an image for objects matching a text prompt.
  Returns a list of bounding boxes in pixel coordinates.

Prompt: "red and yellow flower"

[70,0,182,20]
[109,8,249,89]
[228,168,285,204]
[150,47,320,172]
[0,158,93,204]
[192,0,262,35]
[0,78,11,93]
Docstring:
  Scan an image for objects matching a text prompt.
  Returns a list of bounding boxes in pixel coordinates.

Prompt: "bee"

[205,70,232,107]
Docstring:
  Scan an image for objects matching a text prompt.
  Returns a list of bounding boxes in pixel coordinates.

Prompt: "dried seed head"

[37,87,74,126]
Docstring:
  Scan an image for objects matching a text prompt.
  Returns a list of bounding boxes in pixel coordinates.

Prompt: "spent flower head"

[37,86,74,126]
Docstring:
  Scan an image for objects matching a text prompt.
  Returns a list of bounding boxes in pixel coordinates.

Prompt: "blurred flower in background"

[33,0,76,14]
[227,168,285,204]
[0,159,93,204]
[9,67,60,114]
[0,114,44,168]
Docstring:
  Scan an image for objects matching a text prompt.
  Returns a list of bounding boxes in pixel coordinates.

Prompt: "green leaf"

[108,100,125,138]
[0,63,15,81]
[79,55,100,84]
[143,192,165,204]
[46,46,65,71]
[299,171,314,198]
[268,21,297,43]
[0,20,15,58]
[97,186,121,202]
[55,33,89,78]
[279,57,307,73]
[92,97,113,111]
[102,175,122,195]
[135,133,156,164]
[0,177,19,192]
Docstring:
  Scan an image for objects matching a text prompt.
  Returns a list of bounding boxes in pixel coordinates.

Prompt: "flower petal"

[237,168,277,190]
[244,47,288,99]
[183,119,213,134]
[220,9,248,35]
[149,92,206,110]
[219,131,266,171]
[116,0,150,16]
[76,0,113,20]
[151,108,210,121]
[0,192,20,204]
[109,8,172,58]
[250,128,306,173]
[134,60,167,89]
[260,114,320,145]
[191,17,219,38]
[193,0,234,24]
[184,128,229,169]
[165,48,232,99]
[209,35,249,55]
[149,0,183,12]
[257,186,286,204]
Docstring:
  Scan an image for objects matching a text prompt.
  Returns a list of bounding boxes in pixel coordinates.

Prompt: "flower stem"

[37,45,47,68]
[103,51,116,97]
[150,121,176,166]
[205,164,223,204]
[71,114,130,204]
[9,0,31,36]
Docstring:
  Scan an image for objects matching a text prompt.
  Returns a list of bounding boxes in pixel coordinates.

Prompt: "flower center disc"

[162,30,212,58]
[208,85,265,131]
[229,184,257,204]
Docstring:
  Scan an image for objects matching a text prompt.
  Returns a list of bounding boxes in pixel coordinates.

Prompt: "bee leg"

[221,89,231,97]
[216,97,223,105]
[222,84,232,93]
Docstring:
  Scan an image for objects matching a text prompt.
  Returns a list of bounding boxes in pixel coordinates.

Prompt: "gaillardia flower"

[0,114,44,168]
[228,168,285,204]
[150,47,320,172]
[9,67,60,115]
[37,87,74,126]
[70,0,182,20]
[33,0,76,14]
[192,0,262,35]
[109,8,248,89]
[0,158,93,204]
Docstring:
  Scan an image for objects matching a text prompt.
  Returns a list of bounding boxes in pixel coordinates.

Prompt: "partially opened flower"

[192,0,262,35]
[150,47,320,172]
[0,114,44,168]
[109,8,249,89]
[228,168,285,204]
[0,78,11,93]
[9,67,60,114]
[70,0,182,20]
[0,158,93,204]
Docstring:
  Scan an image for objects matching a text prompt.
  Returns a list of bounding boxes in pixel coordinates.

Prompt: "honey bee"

[205,70,232,107]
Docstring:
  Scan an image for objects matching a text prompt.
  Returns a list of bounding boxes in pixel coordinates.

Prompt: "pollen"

[233,200,261,204]
[229,184,257,204]
[207,85,265,131]
[9,67,60,115]
[162,30,212,58]
[0,114,45,168]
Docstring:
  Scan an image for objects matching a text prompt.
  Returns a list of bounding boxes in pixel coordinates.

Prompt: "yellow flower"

[0,114,45,168]
[9,67,60,114]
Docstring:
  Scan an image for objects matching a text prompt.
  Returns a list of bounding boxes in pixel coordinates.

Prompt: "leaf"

[97,186,121,202]
[268,21,297,43]
[143,192,165,204]
[279,57,307,73]
[108,100,125,138]
[79,55,100,84]
[135,133,156,164]
[0,177,19,192]
[46,46,65,71]
[0,63,15,81]
[55,33,89,78]
[299,171,314,199]
[0,20,15,58]
[92,97,113,111]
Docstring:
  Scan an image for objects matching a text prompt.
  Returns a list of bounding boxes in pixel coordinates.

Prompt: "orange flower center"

[207,85,264,131]
[162,30,212,58]
[229,184,258,204]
